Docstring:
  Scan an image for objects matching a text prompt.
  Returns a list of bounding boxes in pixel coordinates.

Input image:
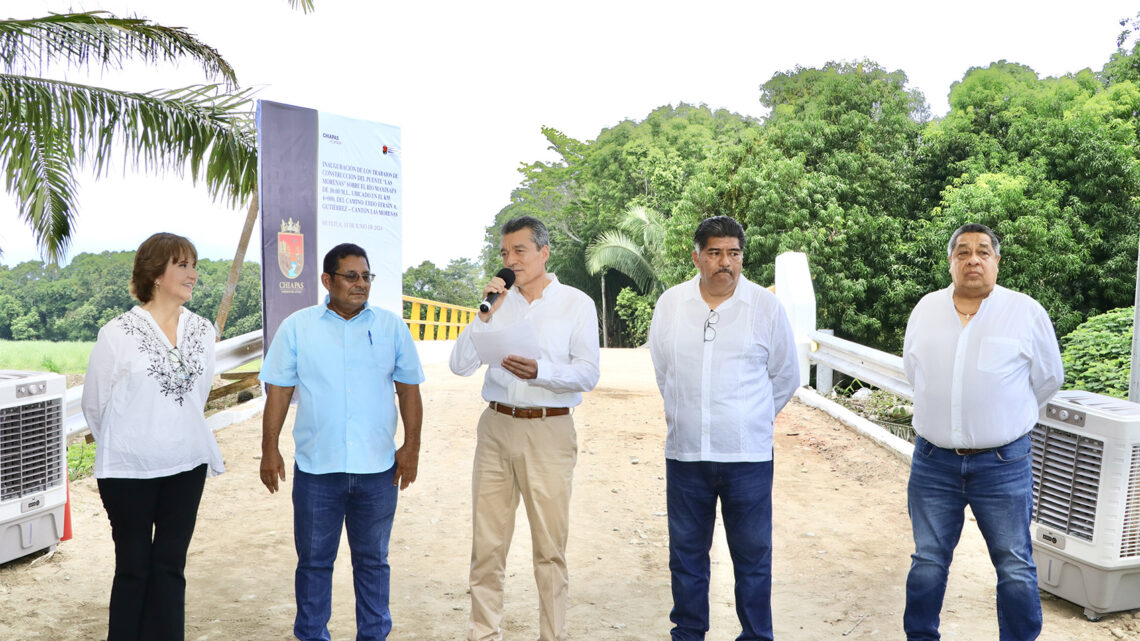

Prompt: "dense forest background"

[0,254,262,341]
[480,35,1140,351]
[6,28,1140,353]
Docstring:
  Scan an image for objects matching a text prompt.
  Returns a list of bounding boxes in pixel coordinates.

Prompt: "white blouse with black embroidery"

[82,306,225,479]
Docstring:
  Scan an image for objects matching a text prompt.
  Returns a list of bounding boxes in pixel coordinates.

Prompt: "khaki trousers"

[468,407,577,641]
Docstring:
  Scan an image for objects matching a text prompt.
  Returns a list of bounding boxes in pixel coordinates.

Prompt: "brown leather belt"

[489,401,570,419]
[953,447,993,455]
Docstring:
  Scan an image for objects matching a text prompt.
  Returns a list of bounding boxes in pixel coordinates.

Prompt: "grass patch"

[229,358,262,373]
[0,340,260,376]
[0,339,93,374]
[67,441,97,481]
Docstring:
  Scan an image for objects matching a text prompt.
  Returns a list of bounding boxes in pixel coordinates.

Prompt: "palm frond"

[618,204,666,251]
[0,118,78,261]
[585,230,661,294]
[0,73,257,261]
[0,12,237,86]
[288,0,316,13]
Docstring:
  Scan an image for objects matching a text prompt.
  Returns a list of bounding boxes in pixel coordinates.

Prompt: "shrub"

[1060,306,1133,399]
[39,355,60,373]
[67,441,96,480]
[614,287,655,347]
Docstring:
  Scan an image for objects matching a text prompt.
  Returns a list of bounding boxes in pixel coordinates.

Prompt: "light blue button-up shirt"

[260,299,425,474]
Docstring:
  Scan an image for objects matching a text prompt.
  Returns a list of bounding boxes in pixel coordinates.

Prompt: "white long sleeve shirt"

[82,306,224,479]
[649,275,800,463]
[449,274,600,407]
[903,285,1064,449]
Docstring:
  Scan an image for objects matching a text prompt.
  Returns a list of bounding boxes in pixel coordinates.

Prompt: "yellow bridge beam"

[403,295,478,341]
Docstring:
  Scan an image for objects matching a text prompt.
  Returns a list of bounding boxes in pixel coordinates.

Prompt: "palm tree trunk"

[600,271,608,348]
[215,192,258,338]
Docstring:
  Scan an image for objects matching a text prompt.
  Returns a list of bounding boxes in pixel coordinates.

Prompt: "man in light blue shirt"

[259,243,424,641]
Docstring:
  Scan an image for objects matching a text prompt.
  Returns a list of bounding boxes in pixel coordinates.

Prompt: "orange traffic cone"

[61,478,73,542]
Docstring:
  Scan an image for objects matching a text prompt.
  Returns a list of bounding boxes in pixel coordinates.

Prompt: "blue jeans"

[667,459,774,641]
[293,465,398,641]
[904,435,1041,641]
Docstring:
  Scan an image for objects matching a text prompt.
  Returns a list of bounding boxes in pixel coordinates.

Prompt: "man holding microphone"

[450,215,600,641]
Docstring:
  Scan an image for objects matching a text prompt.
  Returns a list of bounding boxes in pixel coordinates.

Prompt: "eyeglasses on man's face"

[332,271,375,283]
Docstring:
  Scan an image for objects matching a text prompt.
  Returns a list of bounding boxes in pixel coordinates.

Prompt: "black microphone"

[479,268,516,313]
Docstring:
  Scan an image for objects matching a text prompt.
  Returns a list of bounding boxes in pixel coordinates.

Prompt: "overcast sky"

[1,0,1135,269]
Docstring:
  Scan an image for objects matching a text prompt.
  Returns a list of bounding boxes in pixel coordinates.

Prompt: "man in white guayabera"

[903,222,1064,641]
[450,216,600,641]
[649,215,799,641]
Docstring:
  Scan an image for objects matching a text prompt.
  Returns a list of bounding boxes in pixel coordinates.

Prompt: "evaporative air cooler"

[1030,390,1140,620]
[0,370,67,564]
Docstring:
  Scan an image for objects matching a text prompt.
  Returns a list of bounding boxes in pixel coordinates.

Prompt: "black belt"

[488,402,570,419]
[953,447,994,456]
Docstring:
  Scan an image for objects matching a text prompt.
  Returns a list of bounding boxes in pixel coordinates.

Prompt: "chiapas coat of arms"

[278,218,304,279]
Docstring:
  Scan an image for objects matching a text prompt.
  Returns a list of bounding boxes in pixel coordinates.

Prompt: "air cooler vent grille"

[1031,424,1103,542]
[0,398,64,502]
[1122,445,1140,558]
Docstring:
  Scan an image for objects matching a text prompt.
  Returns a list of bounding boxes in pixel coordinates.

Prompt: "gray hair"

[501,216,549,249]
[947,223,1000,257]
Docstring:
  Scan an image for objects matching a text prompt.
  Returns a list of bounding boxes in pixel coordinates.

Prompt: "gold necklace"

[953,304,977,320]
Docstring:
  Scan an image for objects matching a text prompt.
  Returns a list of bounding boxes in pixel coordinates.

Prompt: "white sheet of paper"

[471,320,542,368]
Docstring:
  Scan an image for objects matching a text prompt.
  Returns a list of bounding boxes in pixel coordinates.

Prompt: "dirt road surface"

[2,349,1137,640]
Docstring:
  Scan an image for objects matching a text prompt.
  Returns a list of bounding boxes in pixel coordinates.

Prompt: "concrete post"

[774,252,817,387]
[816,329,835,395]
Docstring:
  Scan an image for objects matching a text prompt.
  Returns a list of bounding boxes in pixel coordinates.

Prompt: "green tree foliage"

[403,257,483,307]
[480,41,1140,354]
[0,252,261,341]
[1102,10,1140,85]
[585,204,667,297]
[668,61,930,350]
[184,259,262,339]
[672,133,918,349]
[761,60,929,219]
[918,61,1140,326]
[1061,307,1134,398]
[484,105,757,345]
[613,287,654,347]
[916,171,1090,336]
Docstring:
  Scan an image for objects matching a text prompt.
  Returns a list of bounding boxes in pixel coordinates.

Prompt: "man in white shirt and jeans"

[450,216,600,641]
[649,215,799,641]
[902,222,1063,641]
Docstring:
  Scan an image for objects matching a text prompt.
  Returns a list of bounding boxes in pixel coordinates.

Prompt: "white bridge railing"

[770,252,910,402]
[63,330,264,437]
[808,330,912,401]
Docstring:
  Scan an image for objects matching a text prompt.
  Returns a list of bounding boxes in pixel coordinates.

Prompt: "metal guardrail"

[63,329,264,437]
[62,294,467,437]
[807,329,913,401]
[404,295,476,341]
[64,318,890,440]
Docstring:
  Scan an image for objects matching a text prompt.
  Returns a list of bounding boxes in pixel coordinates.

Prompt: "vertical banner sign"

[258,101,319,351]
[315,113,402,311]
[257,100,403,353]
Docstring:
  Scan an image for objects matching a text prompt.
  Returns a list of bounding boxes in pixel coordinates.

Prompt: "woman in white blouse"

[81,232,224,641]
